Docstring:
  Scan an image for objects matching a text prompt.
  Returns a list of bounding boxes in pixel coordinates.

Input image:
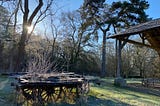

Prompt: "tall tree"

[15,0,53,72]
[81,0,149,77]
[82,0,111,77]
[111,0,149,78]
[0,5,11,71]
[111,0,149,28]
[60,10,97,72]
[0,5,10,37]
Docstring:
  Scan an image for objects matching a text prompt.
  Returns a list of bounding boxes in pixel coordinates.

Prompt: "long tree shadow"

[99,78,160,97]
[87,96,130,106]
[90,79,160,106]
[124,85,160,96]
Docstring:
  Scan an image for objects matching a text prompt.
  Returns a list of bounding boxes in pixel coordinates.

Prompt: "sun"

[27,25,33,34]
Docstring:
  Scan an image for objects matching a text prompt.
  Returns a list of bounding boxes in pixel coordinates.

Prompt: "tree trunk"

[15,27,28,72]
[100,24,111,78]
[15,0,43,72]
[140,69,144,78]
[101,30,107,77]
[15,0,29,72]
[0,41,4,70]
[158,51,160,58]
[9,43,14,72]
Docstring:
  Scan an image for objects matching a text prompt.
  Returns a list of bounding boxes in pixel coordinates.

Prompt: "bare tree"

[27,52,53,74]
[15,0,54,72]
[60,10,97,72]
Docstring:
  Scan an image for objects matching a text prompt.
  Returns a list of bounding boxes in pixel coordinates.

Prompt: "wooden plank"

[18,72,85,87]
[119,38,154,49]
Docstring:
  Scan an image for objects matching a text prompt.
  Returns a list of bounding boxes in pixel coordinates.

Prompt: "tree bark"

[101,30,107,77]
[15,0,43,72]
[15,0,29,72]
[158,51,160,58]
[0,41,4,69]
[100,24,111,77]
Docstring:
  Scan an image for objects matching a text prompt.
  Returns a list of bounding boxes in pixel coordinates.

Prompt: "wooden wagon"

[15,72,90,105]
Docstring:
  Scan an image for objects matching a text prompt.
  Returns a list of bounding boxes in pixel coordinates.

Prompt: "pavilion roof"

[108,18,160,56]
[109,18,160,38]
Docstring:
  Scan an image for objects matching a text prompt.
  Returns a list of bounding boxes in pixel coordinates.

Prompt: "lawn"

[0,75,160,106]
[0,75,17,106]
[89,78,160,106]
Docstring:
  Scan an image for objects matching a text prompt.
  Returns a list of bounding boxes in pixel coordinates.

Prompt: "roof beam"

[119,38,154,49]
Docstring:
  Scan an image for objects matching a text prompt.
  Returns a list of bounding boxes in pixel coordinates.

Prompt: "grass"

[0,76,160,106]
[0,75,17,106]
[89,78,160,106]
[126,78,142,84]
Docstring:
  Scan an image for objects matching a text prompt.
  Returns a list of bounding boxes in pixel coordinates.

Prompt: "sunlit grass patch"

[89,78,160,106]
[126,78,142,84]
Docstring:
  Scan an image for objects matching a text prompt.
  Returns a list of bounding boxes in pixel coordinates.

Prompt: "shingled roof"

[109,18,160,38]
[108,18,160,57]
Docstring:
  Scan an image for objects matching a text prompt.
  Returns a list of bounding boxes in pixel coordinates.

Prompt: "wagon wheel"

[41,87,61,102]
[37,88,46,104]
[16,88,26,105]
[62,87,77,103]
[68,87,77,103]
[75,82,89,105]
[77,81,90,95]
[82,80,90,94]
[22,87,36,101]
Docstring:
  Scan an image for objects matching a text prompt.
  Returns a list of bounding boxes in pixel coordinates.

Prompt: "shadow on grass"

[87,96,130,106]
[124,85,160,96]
[97,78,160,97]
[91,80,160,106]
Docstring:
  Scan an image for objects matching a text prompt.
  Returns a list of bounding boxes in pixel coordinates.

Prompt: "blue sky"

[56,0,160,42]
[7,0,159,36]
[59,0,160,19]
[145,0,160,19]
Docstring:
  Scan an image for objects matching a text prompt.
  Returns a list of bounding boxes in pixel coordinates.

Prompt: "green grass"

[0,76,160,106]
[89,78,160,106]
[126,78,142,84]
[0,75,17,106]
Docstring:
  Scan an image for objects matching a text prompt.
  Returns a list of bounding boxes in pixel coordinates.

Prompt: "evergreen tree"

[80,0,149,77]
[111,0,150,28]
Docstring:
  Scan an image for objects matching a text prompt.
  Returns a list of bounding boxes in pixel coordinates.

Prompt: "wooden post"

[117,40,122,78]
[114,39,126,86]
[115,39,117,77]
[101,30,107,77]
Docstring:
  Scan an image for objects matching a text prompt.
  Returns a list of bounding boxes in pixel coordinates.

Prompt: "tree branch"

[23,0,29,24]
[28,0,43,25]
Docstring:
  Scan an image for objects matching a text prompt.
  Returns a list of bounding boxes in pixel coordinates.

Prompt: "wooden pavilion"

[108,18,160,86]
[109,18,160,56]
